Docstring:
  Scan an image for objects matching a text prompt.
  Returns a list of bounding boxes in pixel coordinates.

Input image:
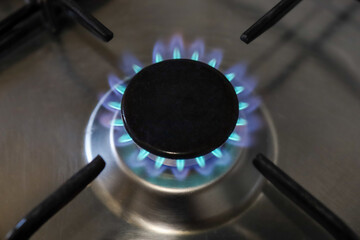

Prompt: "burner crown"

[121,59,239,159]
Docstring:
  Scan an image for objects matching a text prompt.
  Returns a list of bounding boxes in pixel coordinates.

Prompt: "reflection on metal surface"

[84,36,278,230]
[85,99,276,233]
[1,0,360,239]
[88,35,264,188]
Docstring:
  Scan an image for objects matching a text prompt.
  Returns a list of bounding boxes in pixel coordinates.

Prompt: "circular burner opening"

[85,35,277,233]
[121,59,239,159]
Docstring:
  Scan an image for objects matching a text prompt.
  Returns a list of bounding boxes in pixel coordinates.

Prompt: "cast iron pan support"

[0,0,113,55]
[5,154,359,239]
[240,0,302,44]
[240,0,359,44]
[5,155,106,240]
[254,154,360,240]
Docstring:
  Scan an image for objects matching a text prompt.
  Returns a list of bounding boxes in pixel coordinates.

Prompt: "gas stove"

[0,0,359,240]
[83,35,275,234]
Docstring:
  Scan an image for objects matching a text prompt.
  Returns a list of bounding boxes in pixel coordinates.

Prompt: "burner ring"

[85,35,277,233]
[121,59,239,159]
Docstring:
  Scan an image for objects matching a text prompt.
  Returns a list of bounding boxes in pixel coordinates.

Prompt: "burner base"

[84,90,277,233]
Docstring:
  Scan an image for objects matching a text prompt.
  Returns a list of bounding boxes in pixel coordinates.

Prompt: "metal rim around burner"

[84,34,278,233]
[84,88,278,233]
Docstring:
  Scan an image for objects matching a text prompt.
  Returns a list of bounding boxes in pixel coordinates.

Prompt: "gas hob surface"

[0,0,359,239]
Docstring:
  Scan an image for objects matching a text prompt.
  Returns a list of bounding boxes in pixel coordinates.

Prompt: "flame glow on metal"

[100,35,260,181]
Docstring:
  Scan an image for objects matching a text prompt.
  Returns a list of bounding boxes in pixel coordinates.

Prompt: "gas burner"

[93,35,263,183]
[122,59,238,159]
[84,35,276,232]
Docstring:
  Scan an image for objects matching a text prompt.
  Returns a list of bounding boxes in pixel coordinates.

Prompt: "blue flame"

[239,102,249,110]
[189,39,205,61]
[102,34,261,183]
[113,119,124,127]
[212,148,223,158]
[243,97,261,114]
[208,59,217,68]
[108,101,121,110]
[229,132,241,141]
[132,64,142,73]
[145,160,166,177]
[122,53,143,77]
[170,35,184,60]
[153,41,166,63]
[173,48,181,59]
[225,64,246,83]
[226,73,235,81]
[195,158,216,176]
[196,156,206,168]
[155,53,163,63]
[108,73,122,88]
[236,118,247,126]
[172,167,189,181]
[119,133,132,143]
[191,51,199,61]
[176,159,185,171]
[235,86,244,94]
[115,85,126,95]
[137,149,149,161]
[206,50,222,69]
[155,157,165,169]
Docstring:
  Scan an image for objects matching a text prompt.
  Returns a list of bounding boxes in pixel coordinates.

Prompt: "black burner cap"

[121,59,238,159]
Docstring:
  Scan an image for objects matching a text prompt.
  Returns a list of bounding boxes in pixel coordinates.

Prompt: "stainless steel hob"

[0,0,359,239]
